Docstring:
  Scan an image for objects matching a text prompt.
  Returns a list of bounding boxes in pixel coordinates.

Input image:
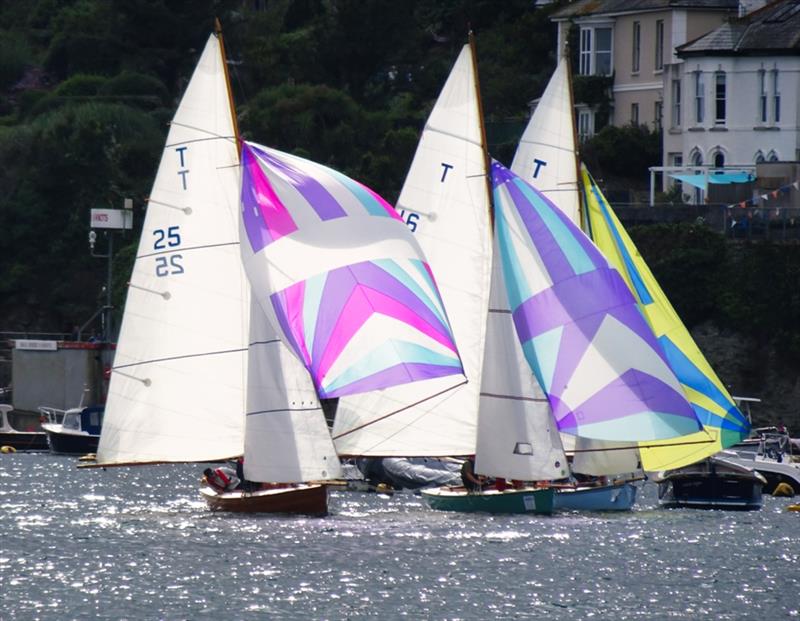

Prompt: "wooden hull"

[421,486,555,515]
[200,484,328,516]
[0,431,49,451]
[554,483,637,512]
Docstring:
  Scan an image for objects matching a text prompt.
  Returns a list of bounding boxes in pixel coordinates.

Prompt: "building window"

[632,22,641,73]
[713,152,725,168]
[694,71,704,124]
[758,69,767,123]
[670,153,683,167]
[580,26,613,76]
[578,110,593,142]
[714,72,726,124]
[671,79,681,128]
[631,102,639,125]
[772,69,780,124]
[768,150,779,162]
[655,20,665,71]
[654,101,663,130]
[755,151,765,164]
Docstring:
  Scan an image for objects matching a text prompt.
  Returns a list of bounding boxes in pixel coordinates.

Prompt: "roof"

[679,0,800,55]
[551,0,739,19]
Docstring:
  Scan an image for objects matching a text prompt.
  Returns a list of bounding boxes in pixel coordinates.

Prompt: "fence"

[613,204,800,242]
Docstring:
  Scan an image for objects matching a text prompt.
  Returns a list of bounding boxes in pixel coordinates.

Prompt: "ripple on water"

[1,453,799,619]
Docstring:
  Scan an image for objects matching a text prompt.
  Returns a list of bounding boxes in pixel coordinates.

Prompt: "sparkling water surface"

[1,453,798,620]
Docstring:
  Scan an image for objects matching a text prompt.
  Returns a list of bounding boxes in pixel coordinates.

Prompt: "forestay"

[492,160,702,442]
[581,166,750,470]
[95,34,247,465]
[332,45,493,456]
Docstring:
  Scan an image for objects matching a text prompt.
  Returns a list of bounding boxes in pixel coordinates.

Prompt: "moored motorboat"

[200,483,328,516]
[655,455,766,510]
[421,486,555,515]
[722,427,800,495]
[41,405,104,455]
[0,404,49,451]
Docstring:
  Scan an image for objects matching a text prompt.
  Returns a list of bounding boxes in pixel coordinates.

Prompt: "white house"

[663,0,800,194]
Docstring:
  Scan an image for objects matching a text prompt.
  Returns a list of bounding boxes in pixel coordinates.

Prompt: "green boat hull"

[421,486,555,515]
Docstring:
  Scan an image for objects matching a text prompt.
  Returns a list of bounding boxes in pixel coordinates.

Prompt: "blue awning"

[670,172,755,191]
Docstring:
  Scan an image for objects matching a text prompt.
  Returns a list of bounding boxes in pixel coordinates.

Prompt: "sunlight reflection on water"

[0,453,798,619]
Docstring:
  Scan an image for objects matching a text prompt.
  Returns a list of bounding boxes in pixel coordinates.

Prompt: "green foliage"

[98,71,170,108]
[0,30,32,88]
[629,223,728,328]
[580,124,662,183]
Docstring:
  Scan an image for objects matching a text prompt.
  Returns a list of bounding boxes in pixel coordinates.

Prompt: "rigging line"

[480,391,547,403]
[137,240,239,260]
[112,347,247,371]
[246,407,321,417]
[331,377,469,442]
[569,438,717,453]
[166,122,236,145]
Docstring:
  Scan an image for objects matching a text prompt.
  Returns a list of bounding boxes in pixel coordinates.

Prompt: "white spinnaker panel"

[333,44,492,456]
[96,34,247,465]
[243,298,342,483]
[510,55,580,225]
[476,236,568,481]
[561,434,641,476]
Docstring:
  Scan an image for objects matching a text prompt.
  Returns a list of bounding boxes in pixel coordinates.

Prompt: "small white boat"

[0,404,49,451]
[40,405,104,455]
[722,427,800,495]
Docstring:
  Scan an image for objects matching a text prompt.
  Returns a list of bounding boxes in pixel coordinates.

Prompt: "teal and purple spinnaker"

[491,159,701,442]
[239,141,464,398]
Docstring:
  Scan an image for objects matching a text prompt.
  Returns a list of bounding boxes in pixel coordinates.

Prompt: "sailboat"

[509,53,643,511]
[580,166,758,509]
[516,52,753,509]
[332,38,565,514]
[91,27,464,517]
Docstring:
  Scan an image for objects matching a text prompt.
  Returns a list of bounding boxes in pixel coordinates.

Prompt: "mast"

[564,42,585,233]
[215,18,241,156]
[469,32,494,228]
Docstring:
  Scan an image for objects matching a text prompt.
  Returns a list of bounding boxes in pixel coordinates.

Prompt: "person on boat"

[203,466,240,493]
[461,456,484,492]
[235,457,258,492]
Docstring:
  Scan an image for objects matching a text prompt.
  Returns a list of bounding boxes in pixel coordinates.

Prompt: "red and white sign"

[90,208,133,230]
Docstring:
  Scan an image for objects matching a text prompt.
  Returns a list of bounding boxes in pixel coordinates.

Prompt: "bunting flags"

[727,179,800,209]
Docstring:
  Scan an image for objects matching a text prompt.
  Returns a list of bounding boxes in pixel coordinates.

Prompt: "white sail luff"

[96,34,248,465]
[332,45,493,456]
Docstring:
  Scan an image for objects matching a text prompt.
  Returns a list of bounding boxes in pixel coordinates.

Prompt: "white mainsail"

[510,54,580,225]
[332,44,492,457]
[95,33,247,465]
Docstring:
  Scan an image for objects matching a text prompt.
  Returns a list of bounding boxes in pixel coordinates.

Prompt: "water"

[1,453,798,620]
